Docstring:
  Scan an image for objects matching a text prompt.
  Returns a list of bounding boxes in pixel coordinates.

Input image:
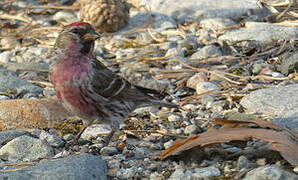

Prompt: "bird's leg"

[73,120,93,145]
[103,121,119,146]
[73,125,88,144]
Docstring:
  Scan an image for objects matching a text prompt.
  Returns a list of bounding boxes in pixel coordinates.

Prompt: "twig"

[0,13,32,23]
[276,0,295,20]
[147,27,166,43]
[29,5,79,10]
[138,55,171,62]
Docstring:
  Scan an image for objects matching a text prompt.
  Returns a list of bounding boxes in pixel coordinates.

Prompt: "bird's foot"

[102,130,115,146]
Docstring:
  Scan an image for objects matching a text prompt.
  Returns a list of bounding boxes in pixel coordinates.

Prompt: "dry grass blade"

[0,12,32,24]
[29,5,79,10]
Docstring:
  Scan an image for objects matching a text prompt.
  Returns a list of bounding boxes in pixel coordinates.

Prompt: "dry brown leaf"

[161,121,298,166]
[213,119,298,139]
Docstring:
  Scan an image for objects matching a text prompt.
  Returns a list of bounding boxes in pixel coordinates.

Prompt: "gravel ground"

[0,0,297,179]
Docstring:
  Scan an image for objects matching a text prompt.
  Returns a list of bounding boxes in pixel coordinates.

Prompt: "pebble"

[184,124,199,135]
[186,73,208,89]
[277,53,298,75]
[196,82,220,94]
[190,45,222,60]
[164,140,174,149]
[0,51,13,64]
[100,146,118,155]
[200,18,236,30]
[81,124,111,141]
[168,114,180,122]
[53,11,79,23]
[237,156,257,171]
[39,131,65,147]
[0,95,9,100]
[182,104,197,112]
[170,165,221,179]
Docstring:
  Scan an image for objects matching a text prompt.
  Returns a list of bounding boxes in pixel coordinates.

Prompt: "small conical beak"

[83,32,101,41]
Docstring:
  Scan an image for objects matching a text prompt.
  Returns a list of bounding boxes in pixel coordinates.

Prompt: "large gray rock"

[0,135,54,162]
[147,0,259,22]
[240,84,298,132]
[0,130,29,145]
[219,22,298,46]
[0,154,107,180]
[243,165,297,180]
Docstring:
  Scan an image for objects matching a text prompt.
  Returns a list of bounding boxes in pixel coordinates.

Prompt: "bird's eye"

[71,28,79,33]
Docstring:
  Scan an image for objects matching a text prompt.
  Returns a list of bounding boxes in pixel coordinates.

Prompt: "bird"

[50,22,177,144]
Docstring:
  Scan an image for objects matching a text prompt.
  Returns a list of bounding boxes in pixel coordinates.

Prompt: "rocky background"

[0,0,297,179]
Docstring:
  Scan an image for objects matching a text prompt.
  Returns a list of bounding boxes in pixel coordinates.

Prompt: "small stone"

[150,172,164,180]
[196,82,219,94]
[191,166,221,179]
[164,140,174,149]
[23,93,38,99]
[0,51,13,64]
[201,94,215,105]
[184,125,199,135]
[168,114,180,122]
[63,134,75,141]
[159,42,177,51]
[53,150,70,158]
[43,88,56,98]
[90,143,105,150]
[53,11,78,23]
[256,158,266,166]
[157,109,172,120]
[0,95,9,100]
[211,100,226,113]
[237,156,257,171]
[190,45,222,60]
[39,131,65,147]
[293,166,298,173]
[134,106,159,115]
[116,166,138,179]
[182,104,197,112]
[271,72,285,78]
[200,18,236,30]
[100,146,118,155]
[277,53,298,75]
[81,124,111,141]
[186,73,208,89]
[134,147,145,158]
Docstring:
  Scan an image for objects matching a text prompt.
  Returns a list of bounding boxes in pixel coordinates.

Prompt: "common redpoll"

[50,22,177,144]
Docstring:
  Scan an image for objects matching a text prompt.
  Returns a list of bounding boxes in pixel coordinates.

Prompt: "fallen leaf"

[161,120,298,166]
